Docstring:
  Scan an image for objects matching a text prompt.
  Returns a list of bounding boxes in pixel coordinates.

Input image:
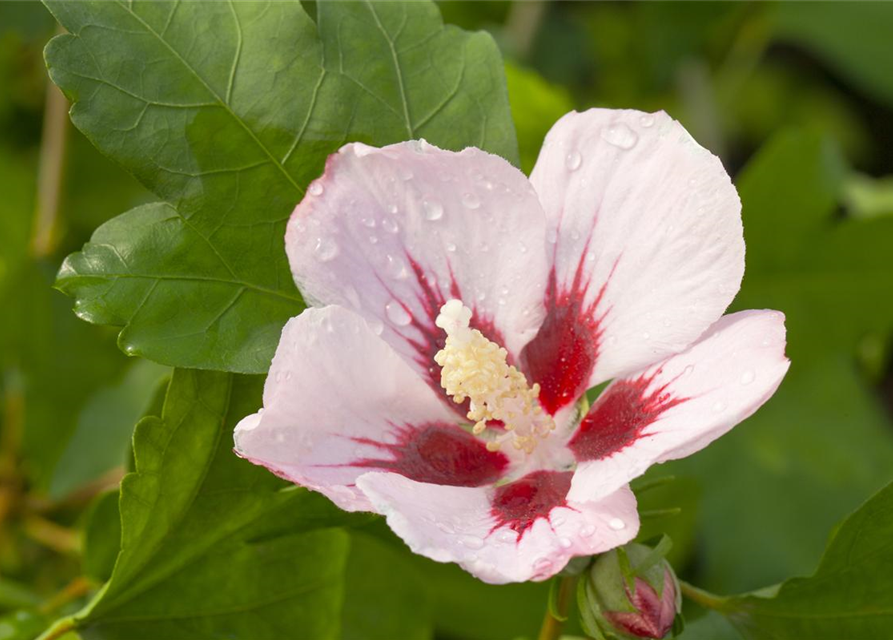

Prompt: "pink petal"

[567,310,789,503]
[523,109,744,414]
[356,470,639,584]
[234,306,509,512]
[286,141,549,404]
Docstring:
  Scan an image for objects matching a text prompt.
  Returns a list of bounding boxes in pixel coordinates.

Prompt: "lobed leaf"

[46,0,517,372]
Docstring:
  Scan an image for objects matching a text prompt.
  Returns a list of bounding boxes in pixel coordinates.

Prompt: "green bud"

[578,542,681,640]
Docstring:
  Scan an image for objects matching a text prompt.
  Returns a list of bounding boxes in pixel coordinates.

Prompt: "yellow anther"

[434,300,555,453]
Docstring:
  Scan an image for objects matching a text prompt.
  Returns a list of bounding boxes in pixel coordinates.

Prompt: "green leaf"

[773,2,893,107]
[720,479,893,639]
[49,359,168,499]
[46,0,517,373]
[505,62,574,174]
[82,491,121,585]
[668,129,893,592]
[341,532,432,640]
[49,369,353,640]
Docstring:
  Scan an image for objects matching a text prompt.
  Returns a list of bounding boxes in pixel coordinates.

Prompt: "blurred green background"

[1,2,892,639]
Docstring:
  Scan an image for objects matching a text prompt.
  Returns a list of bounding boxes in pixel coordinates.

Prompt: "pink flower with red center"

[234,109,790,584]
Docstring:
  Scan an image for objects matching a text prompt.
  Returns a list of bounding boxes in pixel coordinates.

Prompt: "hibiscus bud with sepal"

[581,542,681,639]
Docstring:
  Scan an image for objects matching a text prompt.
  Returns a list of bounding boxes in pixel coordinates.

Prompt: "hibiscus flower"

[234,109,790,584]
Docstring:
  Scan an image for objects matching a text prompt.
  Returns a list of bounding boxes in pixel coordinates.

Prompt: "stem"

[678,580,729,612]
[538,575,577,640]
[36,618,77,640]
[39,577,90,616]
[31,24,70,259]
[504,0,547,60]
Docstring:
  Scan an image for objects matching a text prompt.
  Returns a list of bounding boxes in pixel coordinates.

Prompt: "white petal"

[567,310,789,503]
[357,470,638,584]
[524,109,744,410]
[286,141,549,398]
[234,306,510,511]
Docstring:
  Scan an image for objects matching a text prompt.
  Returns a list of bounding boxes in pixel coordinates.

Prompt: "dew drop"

[608,518,626,531]
[385,300,412,327]
[368,235,379,245]
[360,216,377,228]
[461,192,481,209]
[459,535,484,550]
[370,320,384,336]
[388,204,399,215]
[533,557,553,572]
[436,521,455,534]
[498,529,518,543]
[683,364,695,376]
[518,241,528,253]
[423,199,444,221]
[740,370,755,385]
[639,114,655,128]
[308,181,324,196]
[313,236,339,262]
[601,123,639,150]
[586,251,596,262]
[399,167,414,180]
[547,228,559,244]
[642,331,651,340]
[446,242,457,253]
[565,150,582,171]
[712,400,727,413]
[382,218,400,234]
[385,254,409,280]
[558,537,573,549]
[579,524,596,538]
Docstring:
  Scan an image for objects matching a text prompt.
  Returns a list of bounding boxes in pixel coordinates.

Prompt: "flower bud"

[579,542,681,640]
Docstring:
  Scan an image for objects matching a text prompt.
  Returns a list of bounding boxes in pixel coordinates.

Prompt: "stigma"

[434,300,555,453]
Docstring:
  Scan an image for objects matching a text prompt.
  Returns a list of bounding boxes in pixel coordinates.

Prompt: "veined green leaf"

[45,369,355,640]
[45,0,517,372]
[720,479,893,638]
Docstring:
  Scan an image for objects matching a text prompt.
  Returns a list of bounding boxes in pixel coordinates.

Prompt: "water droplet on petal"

[601,123,639,150]
[385,255,409,280]
[423,199,444,221]
[712,400,727,413]
[579,524,596,538]
[382,218,400,234]
[308,182,324,196]
[683,364,695,376]
[642,331,651,340]
[639,114,655,128]
[609,518,626,530]
[740,370,755,385]
[518,241,528,254]
[565,150,582,171]
[547,228,558,244]
[461,192,481,209]
[436,521,455,534]
[385,300,412,327]
[360,216,376,228]
[368,235,379,245]
[533,557,553,572]
[370,320,384,336]
[388,204,399,214]
[313,237,339,262]
[558,537,573,549]
[446,242,457,253]
[459,535,484,550]
[586,251,595,262]
[399,167,414,180]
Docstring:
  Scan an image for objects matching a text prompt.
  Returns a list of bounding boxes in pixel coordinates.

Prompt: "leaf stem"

[31,24,69,259]
[678,579,728,611]
[538,575,577,640]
